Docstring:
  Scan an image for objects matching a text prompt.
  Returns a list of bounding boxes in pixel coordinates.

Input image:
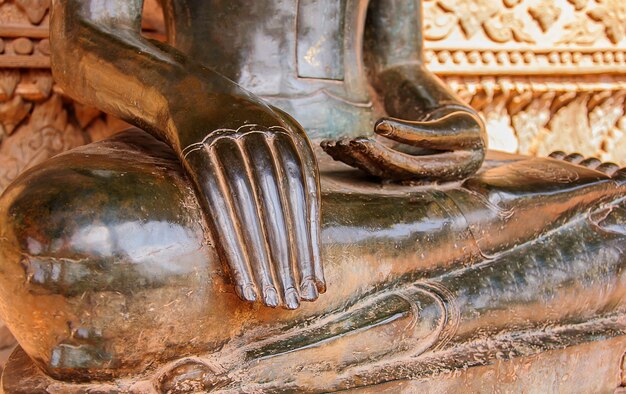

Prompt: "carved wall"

[0,0,625,192]
[423,0,626,161]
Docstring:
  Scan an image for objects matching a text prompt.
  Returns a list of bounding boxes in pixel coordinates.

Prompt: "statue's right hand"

[181,117,325,310]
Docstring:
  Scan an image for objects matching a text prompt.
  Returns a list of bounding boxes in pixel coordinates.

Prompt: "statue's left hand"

[322,109,486,182]
[321,66,487,182]
[182,107,325,310]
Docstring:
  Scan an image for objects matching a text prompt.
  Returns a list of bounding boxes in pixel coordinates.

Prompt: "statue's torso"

[162,0,375,139]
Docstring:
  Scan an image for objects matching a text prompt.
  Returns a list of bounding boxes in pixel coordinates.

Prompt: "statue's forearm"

[50,0,275,151]
[51,0,174,143]
[365,0,475,119]
[365,0,423,71]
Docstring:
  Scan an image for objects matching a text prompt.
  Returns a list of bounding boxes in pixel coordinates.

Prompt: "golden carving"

[587,0,626,44]
[529,0,561,32]
[568,0,589,11]
[557,15,604,45]
[484,12,535,43]
[443,75,626,161]
[14,0,49,25]
[422,0,626,163]
[436,0,500,38]
[424,0,626,49]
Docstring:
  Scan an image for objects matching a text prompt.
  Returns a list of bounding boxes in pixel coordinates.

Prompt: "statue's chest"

[173,0,369,90]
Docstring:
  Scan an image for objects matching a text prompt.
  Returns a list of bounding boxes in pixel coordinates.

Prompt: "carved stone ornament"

[0,0,625,393]
[423,0,626,161]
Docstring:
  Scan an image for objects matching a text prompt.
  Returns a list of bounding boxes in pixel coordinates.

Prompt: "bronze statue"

[0,0,624,392]
[49,0,486,310]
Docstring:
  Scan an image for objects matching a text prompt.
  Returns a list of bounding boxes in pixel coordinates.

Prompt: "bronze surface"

[0,129,625,391]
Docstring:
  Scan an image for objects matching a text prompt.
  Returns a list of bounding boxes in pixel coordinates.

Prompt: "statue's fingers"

[549,151,567,160]
[322,138,482,181]
[243,133,300,310]
[270,107,325,293]
[288,132,325,293]
[547,152,616,174]
[213,138,279,308]
[321,138,388,176]
[374,111,484,151]
[273,133,319,302]
[184,146,257,302]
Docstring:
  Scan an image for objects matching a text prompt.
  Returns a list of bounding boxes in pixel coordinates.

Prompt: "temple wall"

[423,0,626,161]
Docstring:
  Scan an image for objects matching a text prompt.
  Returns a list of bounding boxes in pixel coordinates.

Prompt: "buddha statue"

[0,0,625,392]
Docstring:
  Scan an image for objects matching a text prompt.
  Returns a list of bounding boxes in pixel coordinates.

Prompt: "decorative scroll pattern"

[423,0,626,162]
[423,0,626,74]
[442,75,626,161]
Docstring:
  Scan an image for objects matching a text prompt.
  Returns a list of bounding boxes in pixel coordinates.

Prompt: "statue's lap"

[1,129,625,386]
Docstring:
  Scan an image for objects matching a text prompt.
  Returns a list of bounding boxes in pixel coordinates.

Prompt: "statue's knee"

[0,162,98,378]
[0,131,219,380]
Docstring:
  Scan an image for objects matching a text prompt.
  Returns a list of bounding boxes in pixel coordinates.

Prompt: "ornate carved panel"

[423,0,626,160]
[424,0,626,74]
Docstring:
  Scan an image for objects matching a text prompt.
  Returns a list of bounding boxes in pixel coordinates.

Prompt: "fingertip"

[374,119,393,136]
[597,162,620,176]
[549,151,567,160]
[579,157,602,169]
[315,278,327,294]
[284,288,300,310]
[300,278,319,302]
[263,286,279,308]
[236,284,258,303]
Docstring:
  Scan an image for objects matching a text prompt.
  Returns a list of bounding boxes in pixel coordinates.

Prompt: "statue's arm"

[50,0,325,309]
[50,0,271,148]
[322,0,487,181]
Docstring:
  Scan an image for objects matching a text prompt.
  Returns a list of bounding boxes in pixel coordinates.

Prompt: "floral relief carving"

[423,4,458,40]
[14,0,50,25]
[504,0,523,8]
[436,0,500,38]
[444,76,626,164]
[557,15,604,45]
[426,0,535,44]
[587,0,626,44]
[568,0,588,11]
[423,0,626,47]
[484,12,536,43]
[529,0,562,32]
[0,95,31,136]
